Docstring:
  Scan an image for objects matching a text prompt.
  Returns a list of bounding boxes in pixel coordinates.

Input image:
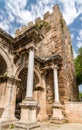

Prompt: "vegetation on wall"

[60,18,65,31]
[35,21,51,30]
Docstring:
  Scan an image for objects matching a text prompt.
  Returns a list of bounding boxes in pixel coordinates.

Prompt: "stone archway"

[0,46,16,120]
[15,67,40,119]
[0,46,12,108]
[0,46,13,77]
[0,46,14,106]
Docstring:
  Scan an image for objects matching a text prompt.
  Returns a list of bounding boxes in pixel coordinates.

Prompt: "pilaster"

[37,71,48,121]
[0,77,18,126]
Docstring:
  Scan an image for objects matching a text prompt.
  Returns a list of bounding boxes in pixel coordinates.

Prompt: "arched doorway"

[15,67,39,119]
[0,46,16,120]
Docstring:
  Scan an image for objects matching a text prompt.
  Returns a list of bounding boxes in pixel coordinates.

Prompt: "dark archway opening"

[15,67,39,119]
[15,68,27,119]
[0,54,7,76]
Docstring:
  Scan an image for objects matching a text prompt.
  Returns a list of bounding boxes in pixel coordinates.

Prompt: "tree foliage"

[79,92,82,101]
[74,47,82,85]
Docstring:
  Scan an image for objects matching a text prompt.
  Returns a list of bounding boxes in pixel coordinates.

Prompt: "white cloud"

[30,0,55,21]
[77,30,82,43]
[73,49,78,58]
[77,37,80,41]
[8,13,15,22]
[0,21,10,32]
[0,0,82,37]
[79,84,82,92]
[58,0,82,25]
[71,33,74,40]
[31,0,82,25]
[5,0,33,24]
[77,41,82,48]
[80,17,82,21]
[79,30,82,40]
[29,0,82,26]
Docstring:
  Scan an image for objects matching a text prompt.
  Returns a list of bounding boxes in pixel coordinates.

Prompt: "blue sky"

[0,0,82,56]
[0,0,82,89]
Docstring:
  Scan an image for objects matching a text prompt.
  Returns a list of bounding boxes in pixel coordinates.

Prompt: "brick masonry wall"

[64,102,82,123]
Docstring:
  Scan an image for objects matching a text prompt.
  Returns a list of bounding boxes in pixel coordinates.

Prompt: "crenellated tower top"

[15,5,63,37]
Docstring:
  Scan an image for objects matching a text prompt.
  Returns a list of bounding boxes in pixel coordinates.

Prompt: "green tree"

[79,92,82,101]
[74,47,82,85]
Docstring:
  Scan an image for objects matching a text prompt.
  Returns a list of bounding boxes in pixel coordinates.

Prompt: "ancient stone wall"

[60,18,79,101]
[64,102,82,123]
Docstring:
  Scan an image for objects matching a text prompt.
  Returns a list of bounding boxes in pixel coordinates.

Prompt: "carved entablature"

[35,54,62,72]
[13,27,44,51]
[13,27,44,68]
[13,27,44,66]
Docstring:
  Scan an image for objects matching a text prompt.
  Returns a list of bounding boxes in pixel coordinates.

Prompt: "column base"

[15,121,40,130]
[50,102,66,124]
[20,98,37,122]
[15,98,40,130]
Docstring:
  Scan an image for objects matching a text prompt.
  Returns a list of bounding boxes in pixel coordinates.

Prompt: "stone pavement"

[6,122,82,130]
[36,122,82,130]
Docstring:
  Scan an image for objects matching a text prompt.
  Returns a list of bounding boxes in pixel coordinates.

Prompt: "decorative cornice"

[35,54,62,63]
[0,28,14,42]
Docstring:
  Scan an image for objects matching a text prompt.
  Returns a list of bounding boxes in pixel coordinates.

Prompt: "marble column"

[51,66,64,123]
[26,48,34,98]
[16,47,39,130]
[53,67,59,102]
